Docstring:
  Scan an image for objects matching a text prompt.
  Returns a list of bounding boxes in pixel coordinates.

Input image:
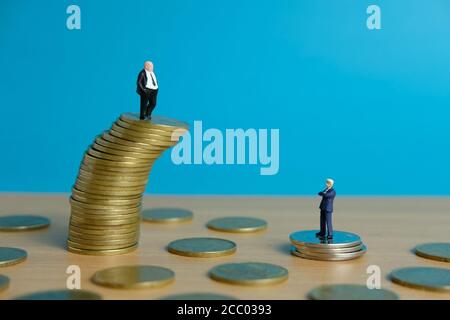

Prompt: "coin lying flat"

[307,284,399,300]
[168,237,236,258]
[92,265,175,289]
[0,215,50,231]
[142,208,193,223]
[390,267,450,292]
[0,275,10,292]
[414,243,450,262]
[15,289,102,300]
[0,247,27,267]
[209,262,288,286]
[290,230,362,249]
[291,246,367,261]
[160,293,238,300]
[206,216,267,233]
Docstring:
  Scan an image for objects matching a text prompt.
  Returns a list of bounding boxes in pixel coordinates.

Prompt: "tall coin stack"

[289,230,367,261]
[68,113,188,255]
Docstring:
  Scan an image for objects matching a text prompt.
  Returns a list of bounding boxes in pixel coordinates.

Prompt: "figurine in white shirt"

[136,61,159,120]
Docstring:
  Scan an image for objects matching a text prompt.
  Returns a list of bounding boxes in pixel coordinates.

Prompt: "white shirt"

[145,70,158,89]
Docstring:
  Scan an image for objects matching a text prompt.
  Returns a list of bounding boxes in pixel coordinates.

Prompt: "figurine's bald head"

[144,61,154,72]
[326,178,334,188]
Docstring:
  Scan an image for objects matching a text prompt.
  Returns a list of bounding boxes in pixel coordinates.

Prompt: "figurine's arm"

[319,190,335,198]
[137,72,146,92]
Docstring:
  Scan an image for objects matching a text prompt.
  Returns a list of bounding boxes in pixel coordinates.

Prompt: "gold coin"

[102,132,165,151]
[69,224,139,235]
[112,123,173,141]
[70,213,140,224]
[80,162,151,174]
[75,180,146,193]
[15,289,102,300]
[71,210,140,221]
[88,147,156,163]
[83,153,151,168]
[160,293,237,300]
[92,142,158,159]
[70,215,140,226]
[67,239,137,251]
[0,275,9,292]
[71,193,141,206]
[70,207,141,218]
[167,237,236,258]
[414,243,450,262]
[0,247,27,267]
[73,183,145,196]
[0,215,50,231]
[92,265,175,289]
[70,197,140,210]
[78,169,148,184]
[69,229,138,241]
[206,216,267,233]
[68,236,138,247]
[307,284,399,300]
[76,175,148,187]
[68,244,138,256]
[142,208,193,223]
[120,113,189,131]
[109,128,176,147]
[390,267,450,292]
[95,135,162,154]
[71,187,142,200]
[115,119,175,137]
[69,221,139,232]
[70,204,141,215]
[209,262,288,286]
[290,245,367,261]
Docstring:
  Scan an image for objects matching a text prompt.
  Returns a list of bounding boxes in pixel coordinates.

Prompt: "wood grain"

[0,194,449,300]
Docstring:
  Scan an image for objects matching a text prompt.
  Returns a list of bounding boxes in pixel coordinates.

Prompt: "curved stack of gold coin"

[68,113,188,255]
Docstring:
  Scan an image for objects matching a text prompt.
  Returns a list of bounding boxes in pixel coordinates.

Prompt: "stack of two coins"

[68,113,188,255]
[289,230,367,261]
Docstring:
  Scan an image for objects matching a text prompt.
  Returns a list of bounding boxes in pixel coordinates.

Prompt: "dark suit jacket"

[319,188,336,212]
[136,69,147,95]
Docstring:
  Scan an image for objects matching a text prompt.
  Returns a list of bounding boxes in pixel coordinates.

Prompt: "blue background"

[1,0,449,195]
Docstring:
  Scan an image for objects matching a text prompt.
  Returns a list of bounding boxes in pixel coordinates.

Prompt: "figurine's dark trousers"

[319,210,333,236]
[140,88,158,119]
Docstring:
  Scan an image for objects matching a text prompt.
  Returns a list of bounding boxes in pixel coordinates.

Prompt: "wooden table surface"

[0,194,449,300]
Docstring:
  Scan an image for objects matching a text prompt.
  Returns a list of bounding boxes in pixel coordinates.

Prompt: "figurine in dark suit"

[136,61,159,120]
[316,178,336,240]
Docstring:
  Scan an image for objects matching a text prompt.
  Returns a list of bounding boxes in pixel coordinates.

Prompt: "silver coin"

[291,245,367,261]
[294,243,364,254]
[289,230,362,249]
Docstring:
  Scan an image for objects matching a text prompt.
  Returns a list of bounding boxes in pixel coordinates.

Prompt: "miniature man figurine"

[136,61,159,120]
[316,178,336,240]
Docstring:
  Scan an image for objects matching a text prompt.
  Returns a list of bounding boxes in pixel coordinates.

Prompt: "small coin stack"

[68,113,188,255]
[289,230,367,261]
